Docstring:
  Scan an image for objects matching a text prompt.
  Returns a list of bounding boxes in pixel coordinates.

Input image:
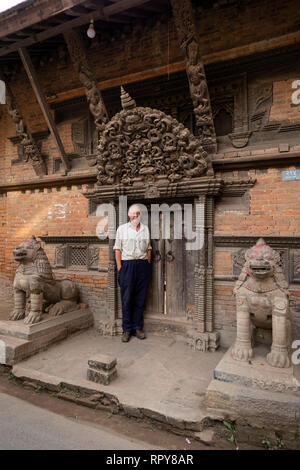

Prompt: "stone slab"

[213,344,300,395]
[0,309,93,341]
[12,365,63,390]
[87,367,117,385]
[88,354,117,371]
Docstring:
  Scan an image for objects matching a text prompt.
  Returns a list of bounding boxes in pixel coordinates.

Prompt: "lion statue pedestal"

[231,238,290,368]
[10,236,79,325]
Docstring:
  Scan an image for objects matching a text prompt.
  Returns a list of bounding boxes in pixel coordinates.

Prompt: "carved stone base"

[97,319,122,336]
[186,329,220,352]
[213,344,297,392]
[205,345,300,423]
[97,317,220,353]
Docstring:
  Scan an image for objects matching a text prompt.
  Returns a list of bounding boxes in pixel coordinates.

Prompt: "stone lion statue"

[10,236,79,324]
[231,238,290,368]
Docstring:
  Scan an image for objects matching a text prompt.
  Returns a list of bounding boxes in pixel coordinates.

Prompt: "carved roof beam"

[64,28,109,140]
[0,0,89,40]
[103,0,152,17]
[18,47,71,173]
[0,69,47,177]
[135,1,168,13]
[65,6,96,17]
[170,0,217,155]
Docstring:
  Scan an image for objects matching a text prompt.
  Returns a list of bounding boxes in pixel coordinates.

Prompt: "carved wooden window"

[54,158,62,173]
[214,109,233,136]
[69,245,88,269]
[52,98,98,158]
[54,243,100,271]
[88,200,98,216]
[40,236,108,272]
[71,113,98,157]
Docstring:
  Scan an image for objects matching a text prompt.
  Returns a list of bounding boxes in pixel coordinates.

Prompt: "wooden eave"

[0,0,170,62]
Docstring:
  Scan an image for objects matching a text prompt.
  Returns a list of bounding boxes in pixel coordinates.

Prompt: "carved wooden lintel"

[170,0,217,155]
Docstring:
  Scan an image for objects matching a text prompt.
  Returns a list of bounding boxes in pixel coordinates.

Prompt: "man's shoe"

[122,331,131,343]
[136,329,146,340]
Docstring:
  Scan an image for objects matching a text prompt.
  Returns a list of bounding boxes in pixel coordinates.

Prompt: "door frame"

[84,177,222,351]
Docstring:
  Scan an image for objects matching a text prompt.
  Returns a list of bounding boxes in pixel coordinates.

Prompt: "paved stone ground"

[12,328,225,424]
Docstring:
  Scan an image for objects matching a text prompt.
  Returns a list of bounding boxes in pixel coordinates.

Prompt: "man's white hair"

[128,204,141,216]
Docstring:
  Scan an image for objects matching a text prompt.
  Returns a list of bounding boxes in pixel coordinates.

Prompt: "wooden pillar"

[206,195,214,333]
[18,47,71,173]
[64,29,109,134]
[194,195,206,332]
[170,0,217,155]
[0,70,46,176]
[107,200,118,332]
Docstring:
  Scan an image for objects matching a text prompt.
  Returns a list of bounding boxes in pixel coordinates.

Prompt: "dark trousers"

[117,259,151,332]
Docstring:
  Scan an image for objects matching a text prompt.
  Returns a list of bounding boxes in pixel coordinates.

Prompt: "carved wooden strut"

[64,29,109,133]
[170,0,217,155]
[2,76,46,176]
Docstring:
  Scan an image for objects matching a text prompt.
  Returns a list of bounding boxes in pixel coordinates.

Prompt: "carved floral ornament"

[96,88,210,186]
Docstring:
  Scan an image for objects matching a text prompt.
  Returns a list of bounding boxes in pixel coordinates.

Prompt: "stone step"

[0,309,93,341]
[0,334,29,365]
[0,309,94,365]
[205,378,300,423]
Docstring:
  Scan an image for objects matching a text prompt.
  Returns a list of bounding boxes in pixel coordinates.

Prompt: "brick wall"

[213,166,300,346]
[270,79,300,122]
[215,168,300,237]
[0,187,109,322]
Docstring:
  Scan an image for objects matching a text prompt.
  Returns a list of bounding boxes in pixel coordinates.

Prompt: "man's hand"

[115,249,122,271]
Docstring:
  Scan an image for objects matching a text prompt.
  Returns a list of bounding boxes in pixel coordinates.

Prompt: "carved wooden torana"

[97,87,210,186]
[170,0,217,156]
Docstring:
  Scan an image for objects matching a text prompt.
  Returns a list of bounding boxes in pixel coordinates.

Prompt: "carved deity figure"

[232,238,290,368]
[10,236,78,324]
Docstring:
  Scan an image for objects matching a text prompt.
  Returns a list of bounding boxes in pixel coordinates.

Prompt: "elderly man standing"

[113,204,152,342]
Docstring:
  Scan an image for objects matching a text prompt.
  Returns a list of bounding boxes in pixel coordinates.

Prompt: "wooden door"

[145,209,188,318]
[144,212,164,316]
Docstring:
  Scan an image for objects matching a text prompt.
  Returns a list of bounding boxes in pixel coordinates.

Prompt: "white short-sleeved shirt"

[113,222,152,260]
